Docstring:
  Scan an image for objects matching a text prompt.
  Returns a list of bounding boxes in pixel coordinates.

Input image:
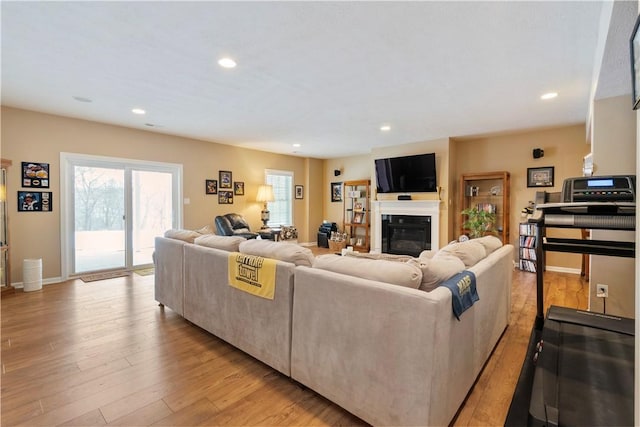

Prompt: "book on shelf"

[519,223,536,235]
[519,259,537,273]
[519,248,537,260]
[519,235,536,248]
[476,203,496,213]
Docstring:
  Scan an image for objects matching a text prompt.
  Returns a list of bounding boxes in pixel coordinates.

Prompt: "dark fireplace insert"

[381,214,431,257]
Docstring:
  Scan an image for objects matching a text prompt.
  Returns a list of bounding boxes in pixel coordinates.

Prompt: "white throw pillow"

[239,239,314,267]
[409,254,465,292]
[313,254,422,289]
[438,240,487,267]
[194,234,246,252]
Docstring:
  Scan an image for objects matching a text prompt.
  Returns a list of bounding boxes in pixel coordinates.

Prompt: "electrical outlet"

[596,284,609,298]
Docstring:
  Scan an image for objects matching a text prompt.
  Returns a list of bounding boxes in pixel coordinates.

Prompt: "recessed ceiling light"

[540,92,558,100]
[380,125,391,131]
[293,143,301,148]
[72,96,92,103]
[132,108,146,115]
[218,57,237,68]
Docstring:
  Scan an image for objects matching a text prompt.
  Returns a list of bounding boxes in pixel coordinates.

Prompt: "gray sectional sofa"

[154,232,513,426]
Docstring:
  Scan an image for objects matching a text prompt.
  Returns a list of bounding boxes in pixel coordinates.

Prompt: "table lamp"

[256,184,274,230]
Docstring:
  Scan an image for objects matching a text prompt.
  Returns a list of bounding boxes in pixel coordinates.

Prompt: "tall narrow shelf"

[459,171,510,244]
[1,158,13,295]
[343,180,370,252]
[518,222,537,272]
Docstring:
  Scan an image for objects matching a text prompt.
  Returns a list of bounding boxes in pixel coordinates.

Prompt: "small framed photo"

[22,162,50,188]
[234,182,245,196]
[218,190,233,204]
[353,211,364,224]
[295,185,304,199]
[206,179,217,194]
[18,191,52,212]
[331,182,342,202]
[527,166,554,188]
[631,13,640,109]
[219,170,232,189]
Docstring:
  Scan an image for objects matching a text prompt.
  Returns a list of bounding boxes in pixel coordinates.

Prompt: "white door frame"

[60,152,183,279]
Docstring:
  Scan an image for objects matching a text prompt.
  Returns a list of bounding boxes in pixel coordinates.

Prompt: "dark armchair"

[215,213,259,239]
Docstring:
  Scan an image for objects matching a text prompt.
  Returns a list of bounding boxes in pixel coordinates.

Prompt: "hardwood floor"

[1,256,588,426]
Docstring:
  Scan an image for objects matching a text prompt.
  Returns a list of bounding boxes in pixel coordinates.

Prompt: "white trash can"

[23,258,42,292]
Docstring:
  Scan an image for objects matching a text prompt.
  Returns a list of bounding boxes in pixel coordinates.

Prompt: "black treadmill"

[528,306,634,427]
[506,178,636,426]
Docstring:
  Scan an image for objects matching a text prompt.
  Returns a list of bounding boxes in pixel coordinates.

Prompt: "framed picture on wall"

[295,185,304,199]
[18,191,52,212]
[218,190,233,204]
[206,179,217,194]
[22,162,50,188]
[331,182,342,202]
[631,13,640,109]
[219,170,232,189]
[527,166,554,188]
[234,182,245,196]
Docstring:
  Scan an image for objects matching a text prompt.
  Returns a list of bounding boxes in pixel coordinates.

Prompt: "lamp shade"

[256,184,274,203]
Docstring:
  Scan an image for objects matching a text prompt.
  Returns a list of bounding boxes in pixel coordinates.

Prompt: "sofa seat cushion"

[409,253,466,292]
[344,252,414,262]
[164,228,203,243]
[194,234,246,252]
[239,239,314,267]
[438,240,487,267]
[313,254,422,289]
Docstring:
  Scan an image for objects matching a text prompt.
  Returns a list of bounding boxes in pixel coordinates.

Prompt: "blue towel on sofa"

[440,270,478,320]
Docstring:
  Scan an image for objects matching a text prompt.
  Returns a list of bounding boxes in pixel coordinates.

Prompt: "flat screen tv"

[375,153,437,193]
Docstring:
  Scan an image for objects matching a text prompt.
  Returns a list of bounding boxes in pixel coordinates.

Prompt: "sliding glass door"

[62,153,182,278]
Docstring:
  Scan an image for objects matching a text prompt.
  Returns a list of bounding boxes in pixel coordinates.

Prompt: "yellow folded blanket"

[228,252,277,299]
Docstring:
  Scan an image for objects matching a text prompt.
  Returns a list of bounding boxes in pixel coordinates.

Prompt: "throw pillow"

[474,235,503,255]
[280,226,298,241]
[438,240,487,267]
[409,254,465,292]
[239,239,314,267]
[194,234,246,252]
[313,254,422,289]
[164,229,202,243]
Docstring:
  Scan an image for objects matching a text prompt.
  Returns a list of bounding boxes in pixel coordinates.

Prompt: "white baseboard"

[12,276,63,289]
[545,266,581,275]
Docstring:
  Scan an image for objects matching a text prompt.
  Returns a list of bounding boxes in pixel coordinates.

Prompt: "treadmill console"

[561,175,635,203]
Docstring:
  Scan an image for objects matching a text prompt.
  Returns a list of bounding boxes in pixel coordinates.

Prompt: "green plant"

[461,207,497,239]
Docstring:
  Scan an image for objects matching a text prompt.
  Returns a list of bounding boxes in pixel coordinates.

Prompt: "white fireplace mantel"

[371,200,441,254]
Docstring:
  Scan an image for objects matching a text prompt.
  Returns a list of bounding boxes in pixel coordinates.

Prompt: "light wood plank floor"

[1,254,588,426]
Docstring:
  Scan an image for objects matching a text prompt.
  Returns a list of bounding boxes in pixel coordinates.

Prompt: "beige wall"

[2,107,320,282]
[453,124,590,269]
[591,95,636,317]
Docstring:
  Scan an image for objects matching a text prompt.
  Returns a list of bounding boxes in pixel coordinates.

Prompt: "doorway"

[61,153,182,278]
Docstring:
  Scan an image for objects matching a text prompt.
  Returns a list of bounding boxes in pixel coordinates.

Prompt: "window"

[265,169,293,227]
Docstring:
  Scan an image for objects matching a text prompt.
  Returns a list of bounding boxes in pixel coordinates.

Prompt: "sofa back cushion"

[438,240,487,267]
[164,228,203,243]
[194,234,246,252]
[474,235,503,255]
[409,253,466,292]
[312,254,422,289]
[239,239,314,267]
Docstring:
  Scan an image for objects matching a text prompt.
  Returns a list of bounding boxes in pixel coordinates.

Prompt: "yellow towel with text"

[228,252,277,299]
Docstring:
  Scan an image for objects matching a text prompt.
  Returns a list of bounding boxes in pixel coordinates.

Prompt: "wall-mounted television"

[375,152,437,193]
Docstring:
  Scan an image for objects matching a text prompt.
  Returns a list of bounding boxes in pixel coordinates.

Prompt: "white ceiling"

[1,1,632,159]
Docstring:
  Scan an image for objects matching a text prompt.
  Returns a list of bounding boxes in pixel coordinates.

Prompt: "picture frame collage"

[18,162,52,212]
[205,170,244,204]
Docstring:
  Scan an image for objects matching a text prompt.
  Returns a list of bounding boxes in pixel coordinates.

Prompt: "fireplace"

[382,215,431,257]
[371,200,440,255]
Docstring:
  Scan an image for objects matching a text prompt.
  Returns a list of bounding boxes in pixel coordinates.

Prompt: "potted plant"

[461,207,497,238]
